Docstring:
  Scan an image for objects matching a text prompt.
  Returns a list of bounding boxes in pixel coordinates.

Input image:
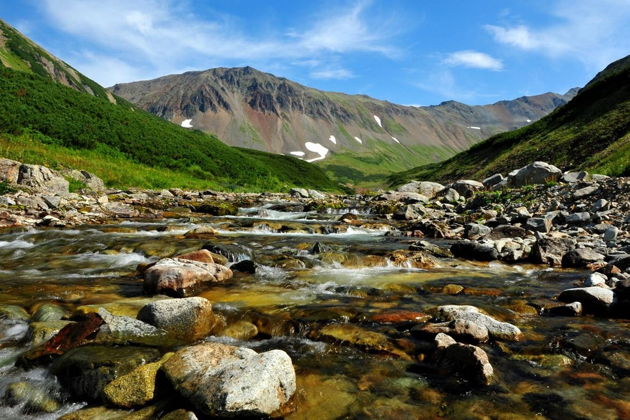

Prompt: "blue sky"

[1,0,629,105]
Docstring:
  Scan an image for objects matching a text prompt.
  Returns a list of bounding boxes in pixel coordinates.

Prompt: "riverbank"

[0,159,628,419]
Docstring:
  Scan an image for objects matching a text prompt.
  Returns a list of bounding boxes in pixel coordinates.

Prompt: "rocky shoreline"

[0,159,629,419]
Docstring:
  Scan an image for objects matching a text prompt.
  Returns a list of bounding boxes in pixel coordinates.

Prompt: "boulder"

[450,241,498,261]
[531,236,575,266]
[31,303,69,322]
[562,248,605,268]
[585,272,608,287]
[546,301,582,317]
[451,180,484,198]
[162,342,296,417]
[558,287,614,315]
[50,345,161,401]
[561,171,589,183]
[413,319,489,343]
[17,164,69,195]
[437,305,522,341]
[103,354,172,408]
[508,161,562,186]
[0,158,21,184]
[219,320,259,340]
[174,249,215,263]
[397,181,444,198]
[62,169,105,192]
[96,308,173,346]
[566,212,591,224]
[289,188,309,198]
[488,225,528,239]
[482,173,504,188]
[573,185,598,198]
[137,297,221,342]
[526,217,553,233]
[27,320,74,347]
[434,334,494,385]
[143,258,232,296]
[464,223,491,240]
[603,226,619,242]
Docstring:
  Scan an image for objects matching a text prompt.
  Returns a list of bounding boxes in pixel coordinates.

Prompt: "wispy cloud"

[443,50,503,71]
[38,0,401,86]
[485,0,630,70]
[310,68,355,80]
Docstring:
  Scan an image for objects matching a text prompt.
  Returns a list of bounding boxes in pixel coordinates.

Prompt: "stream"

[0,201,628,419]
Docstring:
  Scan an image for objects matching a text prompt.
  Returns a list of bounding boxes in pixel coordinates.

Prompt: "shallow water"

[0,205,628,419]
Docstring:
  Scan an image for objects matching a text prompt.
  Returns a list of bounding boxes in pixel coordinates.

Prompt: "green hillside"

[0,67,340,192]
[388,55,630,186]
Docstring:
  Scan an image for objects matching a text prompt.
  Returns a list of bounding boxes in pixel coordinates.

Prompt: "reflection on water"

[0,205,628,419]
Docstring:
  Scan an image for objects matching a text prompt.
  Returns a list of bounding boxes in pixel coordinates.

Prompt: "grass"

[388,54,630,186]
[0,67,341,192]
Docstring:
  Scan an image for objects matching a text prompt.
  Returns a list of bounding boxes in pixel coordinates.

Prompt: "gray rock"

[380,191,428,203]
[437,305,522,341]
[591,198,609,212]
[603,226,619,242]
[17,164,69,195]
[482,173,504,188]
[526,217,553,233]
[566,212,591,224]
[464,223,491,240]
[436,188,460,203]
[562,248,605,268]
[137,297,220,342]
[585,272,608,287]
[562,171,589,183]
[531,235,575,266]
[434,334,494,385]
[95,308,173,346]
[508,161,562,186]
[395,203,426,220]
[451,180,484,198]
[558,287,614,315]
[397,181,444,198]
[451,240,498,261]
[574,185,599,198]
[308,189,326,200]
[414,319,489,343]
[547,301,582,317]
[163,342,296,417]
[62,169,105,192]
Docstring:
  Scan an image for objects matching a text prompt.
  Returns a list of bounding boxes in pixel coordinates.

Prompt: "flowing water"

[0,202,628,419]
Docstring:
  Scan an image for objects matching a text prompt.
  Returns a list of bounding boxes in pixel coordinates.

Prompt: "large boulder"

[95,308,173,346]
[0,158,21,184]
[17,164,69,195]
[450,240,498,261]
[397,181,444,198]
[562,248,605,268]
[508,161,562,187]
[437,305,522,341]
[162,342,296,417]
[434,333,494,385]
[558,287,614,315]
[62,169,105,192]
[530,235,575,266]
[143,258,232,296]
[137,297,222,342]
[451,180,484,198]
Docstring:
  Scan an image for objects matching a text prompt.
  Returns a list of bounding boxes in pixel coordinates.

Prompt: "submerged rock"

[3,381,61,414]
[318,324,410,359]
[162,342,296,417]
[434,333,494,385]
[50,345,161,401]
[143,258,233,296]
[437,305,522,341]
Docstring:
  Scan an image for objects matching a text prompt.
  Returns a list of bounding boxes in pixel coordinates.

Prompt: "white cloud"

[38,0,401,85]
[444,50,503,71]
[485,0,630,70]
[310,68,354,80]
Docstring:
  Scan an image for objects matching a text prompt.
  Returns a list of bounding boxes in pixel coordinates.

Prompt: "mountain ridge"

[110,66,577,185]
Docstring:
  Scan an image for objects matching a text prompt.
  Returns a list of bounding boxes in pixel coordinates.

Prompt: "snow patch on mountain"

[391,136,400,144]
[304,142,329,162]
[329,135,337,144]
[373,115,382,128]
[181,119,193,128]
[290,151,305,157]
[467,126,481,130]
[354,136,363,144]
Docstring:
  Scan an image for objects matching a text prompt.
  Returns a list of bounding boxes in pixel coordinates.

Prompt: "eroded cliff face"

[110,66,576,176]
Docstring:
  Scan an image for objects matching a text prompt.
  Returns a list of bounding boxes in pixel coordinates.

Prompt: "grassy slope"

[0,67,340,192]
[388,55,630,186]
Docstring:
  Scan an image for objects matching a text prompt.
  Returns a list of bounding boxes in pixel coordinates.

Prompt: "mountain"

[0,21,340,192]
[388,54,630,186]
[110,67,577,185]
[0,19,114,102]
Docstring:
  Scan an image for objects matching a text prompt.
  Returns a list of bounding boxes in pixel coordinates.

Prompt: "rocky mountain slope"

[0,19,114,102]
[110,67,576,184]
[388,54,630,186]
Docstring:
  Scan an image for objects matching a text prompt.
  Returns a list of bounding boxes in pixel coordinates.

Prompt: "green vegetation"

[66,177,87,193]
[319,140,458,188]
[0,68,340,192]
[388,54,630,186]
[0,180,16,195]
